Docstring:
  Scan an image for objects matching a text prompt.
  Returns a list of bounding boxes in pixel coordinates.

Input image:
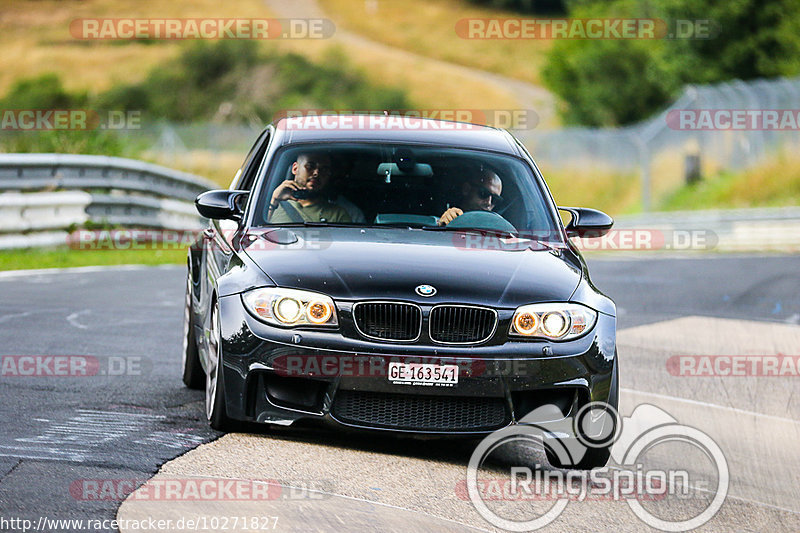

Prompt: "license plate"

[388,362,459,386]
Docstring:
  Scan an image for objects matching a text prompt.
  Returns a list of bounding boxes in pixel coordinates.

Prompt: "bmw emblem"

[415,284,437,297]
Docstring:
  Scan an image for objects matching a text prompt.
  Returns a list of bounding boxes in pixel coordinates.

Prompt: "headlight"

[242,288,338,327]
[509,303,596,340]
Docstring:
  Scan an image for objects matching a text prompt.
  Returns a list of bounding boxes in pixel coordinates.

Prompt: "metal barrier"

[0,154,215,249]
[607,207,800,252]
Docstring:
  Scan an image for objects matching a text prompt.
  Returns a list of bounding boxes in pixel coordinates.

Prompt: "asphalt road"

[0,266,220,532]
[0,255,798,532]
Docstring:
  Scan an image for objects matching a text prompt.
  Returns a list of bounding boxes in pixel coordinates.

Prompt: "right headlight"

[509,303,597,341]
[242,287,338,328]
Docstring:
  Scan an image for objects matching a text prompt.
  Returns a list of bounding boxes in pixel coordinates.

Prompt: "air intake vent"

[429,305,497,344]
[332,390,508,431]
[353,302,421,341]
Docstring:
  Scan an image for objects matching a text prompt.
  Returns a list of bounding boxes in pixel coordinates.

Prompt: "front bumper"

[216,294,617,436]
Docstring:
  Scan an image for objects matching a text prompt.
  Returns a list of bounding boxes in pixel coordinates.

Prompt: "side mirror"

[558,207,614,238]
[195,190,249,221]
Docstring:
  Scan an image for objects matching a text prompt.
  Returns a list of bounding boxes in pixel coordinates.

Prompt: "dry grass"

[542,166,640,216]
[142,150,246,188]
[537,144,800,216]
[0,0,272,95]
[271,39,522,110]
[0,0,525,112]
[662,149,800,210]
[318,0,551,86]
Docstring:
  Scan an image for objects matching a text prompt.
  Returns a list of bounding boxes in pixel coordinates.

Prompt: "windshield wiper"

[419,225,516,237]
[420,226,567,249]
[267,221,360,228]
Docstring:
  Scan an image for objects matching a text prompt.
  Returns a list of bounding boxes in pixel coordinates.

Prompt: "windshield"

[251,143,562,241]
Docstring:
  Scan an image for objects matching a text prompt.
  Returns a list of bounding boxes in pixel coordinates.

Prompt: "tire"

[182,276,204,389]
[546,440,611,470]
[206,303,234,431]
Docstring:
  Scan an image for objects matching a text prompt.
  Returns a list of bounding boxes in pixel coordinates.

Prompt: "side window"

[230,130,271,191]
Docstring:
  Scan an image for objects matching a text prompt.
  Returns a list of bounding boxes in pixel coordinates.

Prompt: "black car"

[183,115,618,468]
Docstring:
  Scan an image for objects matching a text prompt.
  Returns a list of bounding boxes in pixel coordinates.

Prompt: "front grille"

[332,390,509,431]
[429,305,497,344]
[353,302,421,341]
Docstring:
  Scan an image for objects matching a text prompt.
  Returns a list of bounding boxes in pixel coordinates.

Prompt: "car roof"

[271,115,522,155]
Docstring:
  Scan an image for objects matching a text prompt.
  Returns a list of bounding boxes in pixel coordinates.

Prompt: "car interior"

[260,144,556,236]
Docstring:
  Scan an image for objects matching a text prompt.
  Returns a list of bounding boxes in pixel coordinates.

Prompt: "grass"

[0,247,187,272]
[0,0,269,95]
[543,167,640,216]
[317,0,551,86]
[142,150,247,188]
[268,40,523,112]
[539,149,800,217]
[660,151,800,211]
[0,0,525,114]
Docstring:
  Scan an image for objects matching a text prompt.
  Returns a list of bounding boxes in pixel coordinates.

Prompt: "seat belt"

[279,200,306,223]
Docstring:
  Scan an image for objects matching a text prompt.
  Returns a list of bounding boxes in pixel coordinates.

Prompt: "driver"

[268,152,352,223]
[438,169,503,226]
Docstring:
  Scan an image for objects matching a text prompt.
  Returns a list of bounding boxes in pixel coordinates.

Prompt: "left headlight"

[509,303,597,341]
[242,287,339,328]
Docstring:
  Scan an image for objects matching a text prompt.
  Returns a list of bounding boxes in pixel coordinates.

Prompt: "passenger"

[268,152,352,223]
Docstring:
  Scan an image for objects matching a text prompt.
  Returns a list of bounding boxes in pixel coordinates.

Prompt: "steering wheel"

[445,210,517,233]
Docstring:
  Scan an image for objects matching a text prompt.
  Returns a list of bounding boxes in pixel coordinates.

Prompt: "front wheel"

[545,440,611,470]
[206,303,234,431]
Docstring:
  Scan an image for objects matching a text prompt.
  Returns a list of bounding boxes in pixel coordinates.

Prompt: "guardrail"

[0,154,215,249]
[611,207,800,252]
[2,153,797,253]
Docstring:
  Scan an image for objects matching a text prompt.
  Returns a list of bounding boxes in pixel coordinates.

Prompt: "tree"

[542,0,800,126]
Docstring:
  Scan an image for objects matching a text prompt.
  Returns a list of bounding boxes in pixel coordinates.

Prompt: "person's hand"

[270,180,304,206]
[438,207,463,226]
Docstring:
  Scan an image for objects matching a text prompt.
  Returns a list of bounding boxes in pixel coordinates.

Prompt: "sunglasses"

[303,161,331,174]
[471,183,504,206]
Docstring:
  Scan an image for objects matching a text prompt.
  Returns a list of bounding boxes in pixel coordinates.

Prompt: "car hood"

[242,227,582,308]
